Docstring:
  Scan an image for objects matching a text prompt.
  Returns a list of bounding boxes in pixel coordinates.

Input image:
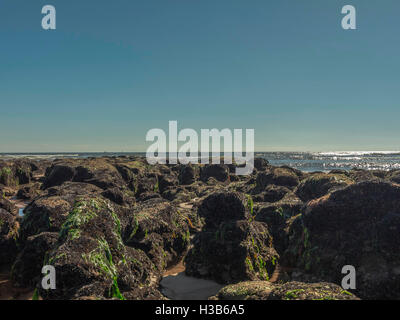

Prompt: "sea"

[1,151,400,172]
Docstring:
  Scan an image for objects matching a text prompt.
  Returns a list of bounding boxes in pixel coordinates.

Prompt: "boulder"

[212,281,358,300]
[178,165,199,185]
[295,172,353,202]
[123,198,191,271]
[197,192,249,230]
[101,187,135,207]
[43,159,125,190]
[0,208,19,266]
[283,181,400,299]
[185,220,279,284]
[348,169,381,183]
[256,167,300,190]
[200,164,229,183]
[252,185,291,203]
[253,158,269,171]
[20,195,72,241]
[157,174,178,194]
[0,197,18,215]
[16,183,41,201]
[11,232,59,287]
[388,170,400,184]
[40,196,161,300]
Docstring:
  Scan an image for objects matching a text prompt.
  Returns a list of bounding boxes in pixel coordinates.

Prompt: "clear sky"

[0,0,399,152]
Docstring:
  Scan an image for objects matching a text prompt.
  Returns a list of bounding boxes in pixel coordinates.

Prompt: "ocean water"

[1,151,400,172]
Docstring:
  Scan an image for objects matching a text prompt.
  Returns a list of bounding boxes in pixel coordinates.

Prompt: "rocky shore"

[0,156,399,300]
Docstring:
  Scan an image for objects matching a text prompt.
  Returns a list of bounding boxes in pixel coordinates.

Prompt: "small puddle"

[9,197,28,217]
[160,272,224,300]
[18,208,25,217]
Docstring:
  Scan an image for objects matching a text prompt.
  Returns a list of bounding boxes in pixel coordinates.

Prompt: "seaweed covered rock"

[20,195,73,240]
[197,192,249,230]
[157,174,178,194]
[0,196,18,215]
[43,159,125,190]
[348,169,382,183]
[161,187,194,204]
[256,167,300,190]
[11,232,58,287]
[40,196,161,300]
[253,158,269,171]
[0,160,34,187]
[295,172,353,202]
[0,208,19,266]
[283,181,400,299]
[16,183,41,201]
[388,170,400,184]
[123,198,191,271]
[101,187,135,207]
[135,173,158,196]
[268,282,358,300]
[20,182,103,240]
[254,197,303,254]
[253,192,304,256]
[252,185,290,203]
[211,281,358,300]
[211,281,275,300]
[200,164,229,183]
[185,220,279,284]
[178,165,199,185]
[43,164,75,188]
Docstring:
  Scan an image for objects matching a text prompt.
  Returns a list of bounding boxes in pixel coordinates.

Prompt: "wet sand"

[0,265,34,300]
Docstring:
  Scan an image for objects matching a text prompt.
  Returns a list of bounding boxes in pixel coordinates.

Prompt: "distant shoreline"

[1,152,399,172]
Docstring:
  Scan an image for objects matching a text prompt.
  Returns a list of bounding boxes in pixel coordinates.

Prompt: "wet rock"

[0,208,19,266]
[178,165,199,185]
[123,199,191,271]
[11,232,58,287]
[0,197,18,215]
[254,205,288,254]
[101,187,135,207]
[39,196,161,300]
[14,161,33,185]
[283,181,400,299]
[0,166,18,187]
[256,192,303,219]
[268,281,359,300]
[161,187,194,204]
[212,280,358,300]
[16,183,41,201]
[197,192,249,230]
[211,281,275,300]
[348,169,381,183]
[185,220,279,284]
[135,173,158,196]
[295,172,353,202]
[256,167,300,190]
[252,185,291,203]
[20,196,72,241]
[157,174,178,194]
[44,164,76,188]
[0,186,17,197]
[388,170,400,184]
[200,164,229,183]
[44,159,125,190]
[253,158,269,171]
[137,191,162,202]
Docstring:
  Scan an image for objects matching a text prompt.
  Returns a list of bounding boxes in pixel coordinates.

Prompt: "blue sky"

[0,0,399,152]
